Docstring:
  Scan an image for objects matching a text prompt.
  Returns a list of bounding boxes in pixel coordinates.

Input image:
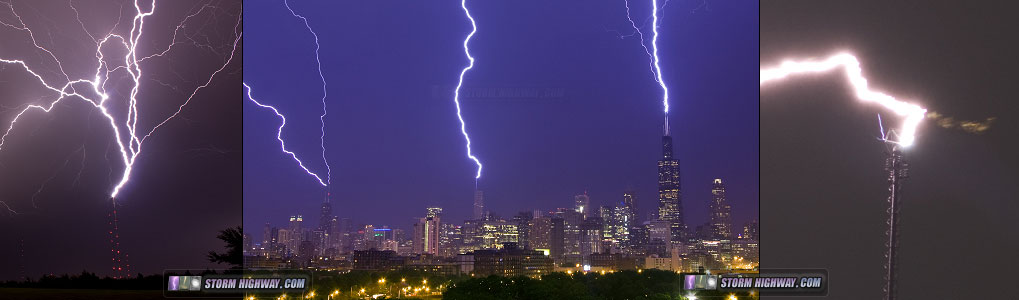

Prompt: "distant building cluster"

[244,126,758,276]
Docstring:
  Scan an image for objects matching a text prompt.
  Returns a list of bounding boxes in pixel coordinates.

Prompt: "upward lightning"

[0,1,243,200]
[760,53,927,147]
[283,0,331,185]
[453,0,483,180]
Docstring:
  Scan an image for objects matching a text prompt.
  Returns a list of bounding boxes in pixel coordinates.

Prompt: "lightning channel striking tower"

[657,116,684,242]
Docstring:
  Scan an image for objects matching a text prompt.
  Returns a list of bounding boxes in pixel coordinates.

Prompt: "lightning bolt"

[243,83,328,186]
[283,0,331,185]
[453,0,483,180]
[620,0,657,82]
[649,0,670,114]
[760,53,927,147]
[0,0,242,203]
[614,0,671,116]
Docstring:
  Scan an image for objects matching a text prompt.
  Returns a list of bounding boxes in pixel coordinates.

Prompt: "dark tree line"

[0,271,164,290]
[444,269,749,300]
[1,227,241,290]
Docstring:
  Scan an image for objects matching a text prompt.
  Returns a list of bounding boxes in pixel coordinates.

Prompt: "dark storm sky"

[0,1,241,280]
[244,1,758,234]
[761,1,1019,299]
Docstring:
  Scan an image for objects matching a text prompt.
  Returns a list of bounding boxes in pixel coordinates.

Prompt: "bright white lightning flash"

[453,0,483,180]
[243,83,327,186]
[620,0,657,81]
[649,0,670,113]
[283,0,331,185]
[617,0,670,113]
[0,0,242,201]
[760,53,927,147]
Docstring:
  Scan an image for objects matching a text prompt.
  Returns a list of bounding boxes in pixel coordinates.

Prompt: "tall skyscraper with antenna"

[657,117,684,242]
[708,179,732,239]
[319,191,333,232]
[473,190,485,220]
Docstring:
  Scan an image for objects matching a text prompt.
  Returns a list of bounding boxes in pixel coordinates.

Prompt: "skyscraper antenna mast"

[664,113,670,136]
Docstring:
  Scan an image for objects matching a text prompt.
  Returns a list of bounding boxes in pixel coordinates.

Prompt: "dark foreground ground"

[0,288,227,300]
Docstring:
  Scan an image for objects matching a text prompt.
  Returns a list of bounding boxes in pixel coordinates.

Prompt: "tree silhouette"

[207,226,243,269]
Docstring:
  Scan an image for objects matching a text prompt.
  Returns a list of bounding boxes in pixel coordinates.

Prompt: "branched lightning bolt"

[0,0,243,203]
[615,0,671,113]
[454,0,483,180]
[760,53,927,147]
[620,0,657,81]
[243,83,328,186]
[283,0,331,185]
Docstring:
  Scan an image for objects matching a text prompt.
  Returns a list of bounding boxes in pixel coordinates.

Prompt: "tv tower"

[883,144,909,300]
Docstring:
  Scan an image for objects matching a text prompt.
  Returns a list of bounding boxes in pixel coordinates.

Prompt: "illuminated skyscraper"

[413,208,441,255]
[319,193,332,231]
[439,223,462,257]
[554,208,584,265]
[607,190,638,246]
[618,190,637,244]
[580,218,603,257]
[600,205,614,240]
[288,215,304,253]
[529,216,552,251]
[708,179,732,239]
[479,218,518,249]
[473,190,485,220]
[262,222,272,247]
[277,228,292,254]
[657,118,684,242]
[742,220,759,241]
[318,192,334,254]
[513,211,533,249]
[574,192,591,218]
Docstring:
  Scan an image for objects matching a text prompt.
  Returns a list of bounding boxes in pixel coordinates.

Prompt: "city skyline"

[243,0,758,236]
[246,111,756,273]
[255,175,757,239]
[246,166,760,274]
